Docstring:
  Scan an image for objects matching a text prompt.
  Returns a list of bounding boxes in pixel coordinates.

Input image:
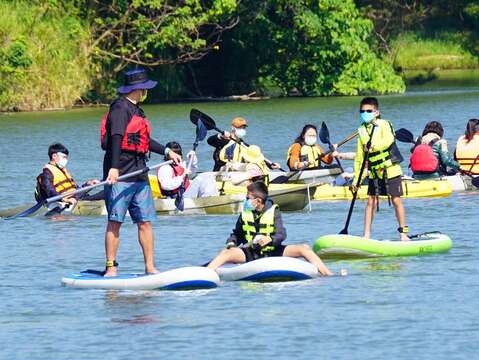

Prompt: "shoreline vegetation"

[1,0,478,113]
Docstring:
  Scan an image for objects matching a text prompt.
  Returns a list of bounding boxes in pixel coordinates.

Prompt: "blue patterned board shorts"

[104,181,156,223]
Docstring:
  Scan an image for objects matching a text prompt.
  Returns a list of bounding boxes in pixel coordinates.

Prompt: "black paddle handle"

[341,125,377,234]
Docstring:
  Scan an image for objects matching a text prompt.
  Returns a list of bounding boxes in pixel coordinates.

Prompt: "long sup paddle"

[190,109,287,172]
[5,160,173,220]
[340,124,377,234]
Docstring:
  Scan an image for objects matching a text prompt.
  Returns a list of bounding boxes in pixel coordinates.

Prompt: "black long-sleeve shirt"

[226,199,287,247]
[103,97,166,182]
[207,134,229,171]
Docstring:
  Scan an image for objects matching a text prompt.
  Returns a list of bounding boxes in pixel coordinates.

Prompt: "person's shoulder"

[289,142,301,151]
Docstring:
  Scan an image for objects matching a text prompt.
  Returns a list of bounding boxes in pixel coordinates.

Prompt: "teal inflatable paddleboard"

[313,232,452,258]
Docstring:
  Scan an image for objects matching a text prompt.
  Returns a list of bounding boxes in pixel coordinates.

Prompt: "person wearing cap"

[207,181,334,276]
[207,117,280,172]
[156,141,218,198]
[100,68,181,277]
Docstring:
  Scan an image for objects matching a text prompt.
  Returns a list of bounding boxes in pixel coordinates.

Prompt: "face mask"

[360,111,376,124]
[235,128,246,139]
[305,135,317,146]
[57,157,68,169]
[140,90,148,103]
[242,198,255,211]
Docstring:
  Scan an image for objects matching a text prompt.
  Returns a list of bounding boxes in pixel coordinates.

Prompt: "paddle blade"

[174,186,186,212]
[319,122,330,144]
[4,201,44,220]
[339,228,348,235]
[190,109,216,130]
[471,176,479,189]
[196,119,208,142]
[395,128,415,144]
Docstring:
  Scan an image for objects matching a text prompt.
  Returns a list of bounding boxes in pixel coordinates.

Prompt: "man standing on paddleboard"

[101,68,181,277]
[351,97,409,241]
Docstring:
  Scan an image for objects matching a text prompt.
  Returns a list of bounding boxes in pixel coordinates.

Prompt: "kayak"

[313,177,452,201]
[313,232,452,259]
[61,266,220,290]
[216,257,318,282]
[0,183,314,217]
[445,174,477,192]
[269,167,341,184]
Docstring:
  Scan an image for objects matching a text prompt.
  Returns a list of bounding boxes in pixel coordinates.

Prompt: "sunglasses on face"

[359,109,375,113]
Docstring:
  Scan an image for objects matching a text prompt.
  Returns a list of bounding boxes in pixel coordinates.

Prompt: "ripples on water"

[0,87,478,359]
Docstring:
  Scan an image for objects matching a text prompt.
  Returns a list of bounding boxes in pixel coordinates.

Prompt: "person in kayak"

[156,141,218,198]
[287,124,336,170]
[410,121,459,179]
[352,97,409,241]
[207,181,333,276]
[101,68,181,277]
[455,118,479,175]
[35,143,102,211]
[206,116,281,171]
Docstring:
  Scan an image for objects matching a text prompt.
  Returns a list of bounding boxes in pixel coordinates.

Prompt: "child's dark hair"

[464,118,479,142]
[48,143,69,160]
[360,97,379,109]
[164,141,182,159]
[422,121,444,138]
[247,181,268,202]
[294,124,317,144]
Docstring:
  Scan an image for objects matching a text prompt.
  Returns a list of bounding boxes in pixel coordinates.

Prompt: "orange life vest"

[100,112,151,154]
[456,135,479,175]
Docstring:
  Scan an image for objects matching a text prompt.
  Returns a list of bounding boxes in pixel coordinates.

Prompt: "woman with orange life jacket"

[287,124,354,171]
[455,118,479,175]
[156,141,218,198]
[35,143,101,210]
[101,68,181,277]
[410,121,459,179]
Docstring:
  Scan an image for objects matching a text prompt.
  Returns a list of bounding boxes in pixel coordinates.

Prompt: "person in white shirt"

[156,141,218,198]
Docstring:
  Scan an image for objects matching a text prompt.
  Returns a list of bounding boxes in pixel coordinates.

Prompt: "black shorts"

[367,175,403,197]
[241,244,286,262]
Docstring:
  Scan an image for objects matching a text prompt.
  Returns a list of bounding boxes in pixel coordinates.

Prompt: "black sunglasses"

[360,109,375,113]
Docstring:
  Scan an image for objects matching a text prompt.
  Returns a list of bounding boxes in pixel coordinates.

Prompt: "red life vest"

[158,164,191,197]
[410,140,439,174]
[100,112,151,154]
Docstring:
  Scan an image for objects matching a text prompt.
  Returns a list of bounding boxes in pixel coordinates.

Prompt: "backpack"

[410,139,439,174]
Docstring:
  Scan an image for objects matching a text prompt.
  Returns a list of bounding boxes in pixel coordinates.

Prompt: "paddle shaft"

[322,130,358,157]
[213,126,286,171]
[341,125,376,234]
[45,160,173,204]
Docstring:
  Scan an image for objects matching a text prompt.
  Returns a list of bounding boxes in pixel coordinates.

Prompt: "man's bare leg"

[391,196,409,241]
[137,221,158,274]
[104,221,121,277]
[207,248,246,271]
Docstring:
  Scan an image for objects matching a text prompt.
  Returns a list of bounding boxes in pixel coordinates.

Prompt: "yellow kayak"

[313,178,452,200]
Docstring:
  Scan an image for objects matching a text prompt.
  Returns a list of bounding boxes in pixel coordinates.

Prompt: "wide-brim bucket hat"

[118,68,158,94]
[243,145,265,164]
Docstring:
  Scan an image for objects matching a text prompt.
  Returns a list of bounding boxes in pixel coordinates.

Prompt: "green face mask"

[140,90,148,103]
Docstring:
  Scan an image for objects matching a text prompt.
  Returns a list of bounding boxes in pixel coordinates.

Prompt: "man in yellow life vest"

[352,97,409,241]
[35,143,100,212]
[207,181,333,276]
[206,116,280,173]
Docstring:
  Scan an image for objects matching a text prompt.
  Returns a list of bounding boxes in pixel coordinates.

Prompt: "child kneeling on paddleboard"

[207,181,333,276]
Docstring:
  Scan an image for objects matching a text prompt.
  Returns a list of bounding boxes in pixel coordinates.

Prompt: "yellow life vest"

[357,119,402,179]
[287,143,322,169]
[219,140,244,163]
[36,163,77,199]
[241,204,277,253]
[456,135,479,175]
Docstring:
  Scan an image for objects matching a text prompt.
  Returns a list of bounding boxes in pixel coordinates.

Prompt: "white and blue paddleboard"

[61,266,220,290]
[217,257,318,282]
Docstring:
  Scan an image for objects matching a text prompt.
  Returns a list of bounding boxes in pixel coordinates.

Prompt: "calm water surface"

[0,86,478,359]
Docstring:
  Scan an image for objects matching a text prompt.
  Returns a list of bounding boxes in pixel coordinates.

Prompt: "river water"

[0,79,478,359]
